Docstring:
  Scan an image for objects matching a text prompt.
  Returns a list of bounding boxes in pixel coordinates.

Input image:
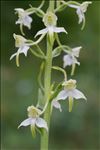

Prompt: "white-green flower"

[10,34,31,67]
[15,8,32,29]
[63,46,82,68]
[18,105,48,132]
[35,11,67,37]
[52,79,86,112]
[68,2,92,29]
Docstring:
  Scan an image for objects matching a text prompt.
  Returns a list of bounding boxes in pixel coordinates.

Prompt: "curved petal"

[36,117,48,131]
[73,57,80,65]
[52,99,62,112]
[81,2,92,13]
[72,46,82,57]
[63,54,73,67]
[18,118,32,128]
[76,8,84,24]
[16,19,22,25]
[10,52,17,60]
[57,90,68,100]
[30,118,36,125]
[23,16,32,29]
[48,26,54,36]
[54,27,67,34]
[15,8,24,13]
[72,89,87,100]
[35,28,48,37]
[68,4,79,9]
[21,45,29,56]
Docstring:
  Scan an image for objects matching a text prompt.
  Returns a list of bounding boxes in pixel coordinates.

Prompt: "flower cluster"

[10,0,92,139]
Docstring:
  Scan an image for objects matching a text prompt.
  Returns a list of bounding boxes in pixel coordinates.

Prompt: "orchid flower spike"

[10,34,32,67]
[15,8,33,34]
[63,46,82,75]
[52,79,86,112]
[35,11,67,39]
[18,105,48,136]
[68,1,92,29]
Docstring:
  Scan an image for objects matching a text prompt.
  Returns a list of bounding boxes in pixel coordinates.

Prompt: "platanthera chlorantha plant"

[10,1,92,150]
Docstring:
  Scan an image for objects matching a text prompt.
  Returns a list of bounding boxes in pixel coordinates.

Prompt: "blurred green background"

[1,1,100,150]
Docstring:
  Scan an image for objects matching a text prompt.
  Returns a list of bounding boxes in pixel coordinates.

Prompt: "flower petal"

[81,2,92,13]
[23,15,32,29]
[10,52,17,60]
[18,118,32,128]
[63,54,73,67]
[57,90,68,100]
[72,46,82,57]
[71,89,87,100]
[30,118,36,125]
[20,45,30,56]
[15,8,24,13]
[35,28,48,37]
[76,8,84,24]
[36,117,48,131]
[73,57,80,65]
[52,99,62,112]
[48,26,54,35]
[54,27,67,34]
[63,54,80,68]
[68,4,79,9]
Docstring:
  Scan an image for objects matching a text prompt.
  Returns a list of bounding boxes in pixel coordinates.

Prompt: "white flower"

[18,105,48,132]
[10,34,31,67]
[68,2,92,29]
[15,8,32,29]
[52,79,86,112]
[35,11,67,37]
[63,46,82,68]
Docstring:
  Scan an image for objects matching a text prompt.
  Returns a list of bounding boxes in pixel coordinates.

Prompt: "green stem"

[40,34,53,150]
[40,1,55,149]
[49,0,55,12]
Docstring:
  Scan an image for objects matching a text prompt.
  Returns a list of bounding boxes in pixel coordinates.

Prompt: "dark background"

[1,1,100,150]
